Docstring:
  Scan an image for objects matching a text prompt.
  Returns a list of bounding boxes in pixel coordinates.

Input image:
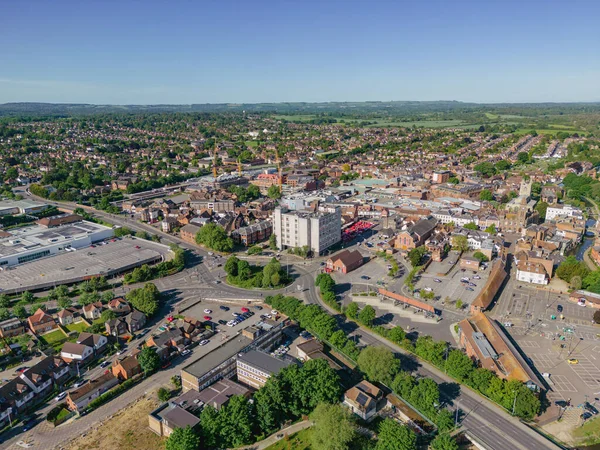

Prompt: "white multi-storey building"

[545,204,584,222]
[273,206,341,255]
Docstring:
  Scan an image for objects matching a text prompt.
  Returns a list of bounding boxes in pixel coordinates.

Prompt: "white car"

[181,349,191,356]
[227,321,235,327]
[54,392,67,402]
[73,381,85,389]
[199,339,210,346]
[204,309,212,314]
[271,310,278,315]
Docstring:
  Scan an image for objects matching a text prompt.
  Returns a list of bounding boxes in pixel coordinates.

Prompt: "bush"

[86,376,141,411]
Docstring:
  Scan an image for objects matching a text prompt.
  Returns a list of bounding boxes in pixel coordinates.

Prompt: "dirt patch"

[63,395,164,450]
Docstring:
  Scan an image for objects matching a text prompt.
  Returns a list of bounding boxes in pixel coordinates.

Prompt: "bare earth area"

[63,395,164,450]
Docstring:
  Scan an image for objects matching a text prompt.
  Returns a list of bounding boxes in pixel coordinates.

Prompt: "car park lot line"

[551,374,578,393]
[529,353,554,370]
[519,341,540,349]
[568,355,600,388]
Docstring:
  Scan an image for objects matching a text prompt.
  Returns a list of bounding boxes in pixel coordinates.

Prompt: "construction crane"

[237,157,242,176]
[276,149,283,189]
[212,143,218,178]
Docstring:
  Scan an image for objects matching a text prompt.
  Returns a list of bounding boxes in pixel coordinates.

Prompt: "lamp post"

[512,390,519,416]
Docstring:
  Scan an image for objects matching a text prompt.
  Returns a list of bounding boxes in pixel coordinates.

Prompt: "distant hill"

[1,101,600,117]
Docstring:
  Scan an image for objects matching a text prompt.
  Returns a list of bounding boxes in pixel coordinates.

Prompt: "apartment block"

[272,206,341,255]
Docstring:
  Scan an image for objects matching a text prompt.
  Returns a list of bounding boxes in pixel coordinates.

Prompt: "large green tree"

[430,433,459,450]
[126,282,160,316]
[375,418,416,450]
[195,223,233,252]
[310,403,356,450]
[138,347,161,375]
[165,426,200,450]
[357,346,400,386]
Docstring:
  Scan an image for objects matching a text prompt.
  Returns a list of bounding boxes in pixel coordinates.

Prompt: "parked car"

[203,316,212,321]
[204,309,212,314]
[241,307,249,313]
[557,305,563,312]
[54,392,67,402]
[360,275,370,280]
[73,380,85,389]
[100,361,111,368]
[199,340,210,346]
[568,358,579,365]
[220,305,230,311]
[254,305,263,310]
[473,275,481,280]
[434,278,442,283]
[271,310,278,315]
[218,319,227,325]
[181,349,191,356]
[585,402,599,415]
[554,400,568,408]
[466,287,474,292]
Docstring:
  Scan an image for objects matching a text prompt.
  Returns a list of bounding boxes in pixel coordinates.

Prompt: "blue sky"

[1,0,599,104]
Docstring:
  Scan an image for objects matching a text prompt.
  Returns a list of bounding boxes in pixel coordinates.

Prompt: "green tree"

[0,294,11,308]
[517,151,530,164]
[0,308,10,321]
[254,376,287,434]
[78,291,101,306]
[21,291,34,304]
[345,302,359,320]
[535,201,548,220]
[58,297,72,310]
[446,349,474,381]
[165,425,200,450]
[138,347,161,375]
[473,162,496,177]
[311,403,356,450]
[556,256,589,283]
[455,299,464,309]
[357,346,400,385]
[13,305,27,319]
[100,309,117,323]
[195,223,233,252]
[407,246,427,267]
[358,305,376,327]
[171,375,182,390]
[430,433,459,450]
[479,189,493,201]
[199,406,221,448]
[224,256,240,276]
[218,395,255,447]
[451,235,469,253]
[269,233,278,250]
[157,387,171,402]
[375,418,416,450]
[570,275,583,290]
[463,222,479,230]
[126,282,160,317]
[267,184,282,199]
[473,251,489,262]
[436,408,455,433]
[484,224,497,234]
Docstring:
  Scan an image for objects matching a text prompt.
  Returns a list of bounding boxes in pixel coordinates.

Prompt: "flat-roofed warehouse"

[0,199,51,216]
[0,215,114,267]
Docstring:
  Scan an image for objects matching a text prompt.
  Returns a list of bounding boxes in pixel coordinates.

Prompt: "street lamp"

[512,390,519,416]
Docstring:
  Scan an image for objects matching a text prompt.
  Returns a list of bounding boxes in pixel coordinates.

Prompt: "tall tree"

[375,418,416,450]
[311,403,356,450]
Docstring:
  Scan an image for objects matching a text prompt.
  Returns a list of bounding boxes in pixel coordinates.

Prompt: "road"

[10,191,564,450]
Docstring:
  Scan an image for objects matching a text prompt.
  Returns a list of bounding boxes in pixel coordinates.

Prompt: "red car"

[161,362,171,369]
[135,245,141,249]
[104,369,110,375]
[16,367,28,373]
[241,307,249,313]
[203,316,212,321]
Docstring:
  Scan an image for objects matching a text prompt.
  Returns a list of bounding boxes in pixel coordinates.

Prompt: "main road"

[16,192,563,450]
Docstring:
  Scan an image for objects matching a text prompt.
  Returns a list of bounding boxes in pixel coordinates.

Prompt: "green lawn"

[55,408,71,422]
[41,329,67,344]
[265,428,313,450]
[573,415,600,445]
[514,127,584,136]
[65,321,88,334]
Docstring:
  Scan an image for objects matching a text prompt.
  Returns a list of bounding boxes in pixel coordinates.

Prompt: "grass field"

[65,321,88,334]
[265,428,313,450]
[272,114,467,128]
[64,395,163,450]
[573,415,600,446]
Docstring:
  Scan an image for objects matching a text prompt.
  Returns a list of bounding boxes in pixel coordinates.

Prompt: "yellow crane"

[237,157,242,176]
[212,144,218,178]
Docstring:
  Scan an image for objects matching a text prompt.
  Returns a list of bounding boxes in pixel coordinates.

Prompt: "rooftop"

[238,350,293,374]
